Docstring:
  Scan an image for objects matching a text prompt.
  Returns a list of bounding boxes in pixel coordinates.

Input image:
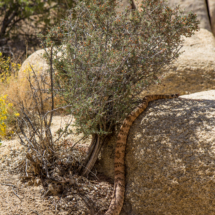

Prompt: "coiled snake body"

[105,94,179,215]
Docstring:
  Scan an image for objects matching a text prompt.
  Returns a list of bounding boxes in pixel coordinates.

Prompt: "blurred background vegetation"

[0,0,77,61]
[0,0,77,139]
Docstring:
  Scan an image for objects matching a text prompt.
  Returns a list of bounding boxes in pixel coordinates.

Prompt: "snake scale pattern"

[105,94,179,215]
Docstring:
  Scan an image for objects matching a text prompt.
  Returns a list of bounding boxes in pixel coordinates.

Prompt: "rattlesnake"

[105,94,179,215]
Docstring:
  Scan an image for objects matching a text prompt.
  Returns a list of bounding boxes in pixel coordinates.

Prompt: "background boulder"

[18,49,50,80]
[143,28,215,96]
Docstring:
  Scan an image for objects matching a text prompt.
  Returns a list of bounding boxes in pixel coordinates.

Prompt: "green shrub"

[0,0,77,45]
[45,0,199,137]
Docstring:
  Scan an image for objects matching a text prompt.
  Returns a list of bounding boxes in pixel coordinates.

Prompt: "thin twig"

[70,136,87,150]
[0,183,16,188]
[0,183,24,201]
[77,193,95,215]
[30,210,40,215]
[12,187,23,201]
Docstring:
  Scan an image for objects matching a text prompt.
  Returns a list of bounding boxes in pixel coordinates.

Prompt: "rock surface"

[17,48,62,111]
[142,28,215,96]
[97,92,215,214]
[116,0,131,13]
[18,49,50,79]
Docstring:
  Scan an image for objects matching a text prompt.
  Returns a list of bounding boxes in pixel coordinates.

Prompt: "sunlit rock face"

[98,96,215,214]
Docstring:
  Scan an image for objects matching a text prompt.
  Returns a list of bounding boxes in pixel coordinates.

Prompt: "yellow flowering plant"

[0,95,8,136]
[0,52,21,81]
[0,95,8,145]
[0,52,21,143]
[0,95,19,144]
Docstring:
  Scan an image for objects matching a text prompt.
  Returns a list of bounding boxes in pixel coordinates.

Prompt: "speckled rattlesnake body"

[105,94,179,215]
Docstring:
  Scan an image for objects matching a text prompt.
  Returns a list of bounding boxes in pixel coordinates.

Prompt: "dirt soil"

[0,116,113,215]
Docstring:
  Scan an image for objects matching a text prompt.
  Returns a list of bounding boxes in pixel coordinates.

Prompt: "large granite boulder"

[97,93,215,214]
[16,49,51,109]
[17,48,65,111]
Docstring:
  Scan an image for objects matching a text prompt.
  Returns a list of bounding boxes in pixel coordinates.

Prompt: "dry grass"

[0,56,65,140]
[0,74,31,107]
[0,60,65,113]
